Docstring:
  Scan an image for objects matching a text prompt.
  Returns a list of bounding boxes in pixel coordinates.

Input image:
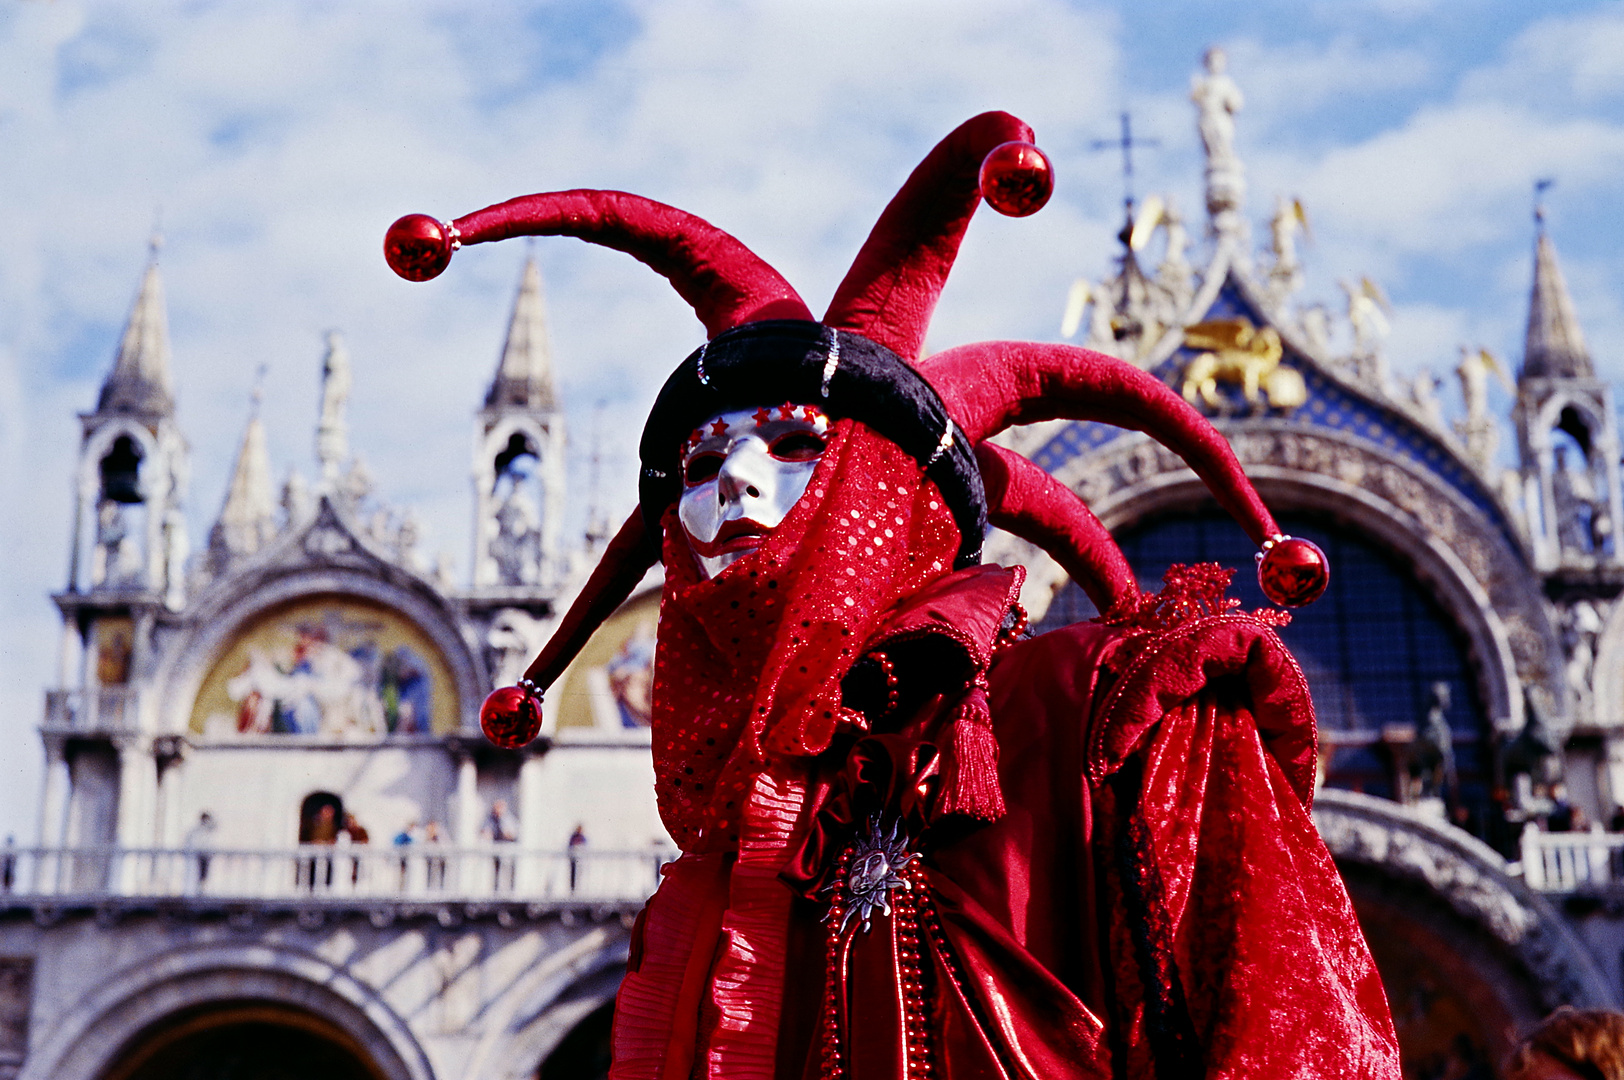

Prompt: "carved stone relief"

[1315,789,1614,1011]
[1053,422,1560,699]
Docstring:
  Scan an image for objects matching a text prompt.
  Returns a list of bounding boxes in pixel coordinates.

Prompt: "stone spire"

[208,380,278,571]
[1522,221,1592,381]
[486,256,556,410]
[315,331,352,487]
[97,234,175,416]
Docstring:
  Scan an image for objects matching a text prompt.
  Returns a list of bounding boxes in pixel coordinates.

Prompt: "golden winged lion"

[1180,317,1307,412]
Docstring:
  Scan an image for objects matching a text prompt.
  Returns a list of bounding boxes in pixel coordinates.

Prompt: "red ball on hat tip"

[1257,536,1331,607]
[979,141,1054,217]
[385,213,456,282]
[479,685,543,748]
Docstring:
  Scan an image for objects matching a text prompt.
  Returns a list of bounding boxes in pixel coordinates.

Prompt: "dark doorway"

[538,999,614,1080]
[101,1000,386,1080]
[299,792,344,844]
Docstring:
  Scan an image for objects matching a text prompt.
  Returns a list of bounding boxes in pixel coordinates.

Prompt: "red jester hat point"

[385,112,1326,755]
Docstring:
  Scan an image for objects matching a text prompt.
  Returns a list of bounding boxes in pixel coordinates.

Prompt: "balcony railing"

[0,845,672,904]
[1520,826,1624,891]
[42,688,139,734]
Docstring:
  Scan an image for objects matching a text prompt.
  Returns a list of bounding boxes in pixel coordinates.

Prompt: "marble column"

[38,740,69,849]
[457,752,480,847]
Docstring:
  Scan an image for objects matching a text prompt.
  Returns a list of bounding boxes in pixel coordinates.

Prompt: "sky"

[1,0,1622,840]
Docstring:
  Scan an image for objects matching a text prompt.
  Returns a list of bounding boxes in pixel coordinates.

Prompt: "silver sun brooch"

[829,817,918,934]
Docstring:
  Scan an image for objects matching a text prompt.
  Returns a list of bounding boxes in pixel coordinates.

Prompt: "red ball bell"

[1257,537,1331,607]
[480,685,543,748]
[384,213,456,281]
[979,141,1054,218]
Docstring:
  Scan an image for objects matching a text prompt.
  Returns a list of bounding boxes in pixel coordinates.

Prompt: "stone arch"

[477,417,554,493]
[18,942,433,1080]
[1314,789,1615,1036]
[1052,425,1561,730]
[474,415,559,590]
[100,1000,387,1080]
[74,419,173,591]
[458,923,631,1080]
[78,420,162,503]
[154,562,485,738]
[1534,392,1610,462]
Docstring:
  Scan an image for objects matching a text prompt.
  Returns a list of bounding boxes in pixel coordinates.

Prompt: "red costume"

[388,113,1399,1079]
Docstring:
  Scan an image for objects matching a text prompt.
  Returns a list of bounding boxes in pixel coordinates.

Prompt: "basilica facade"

[3,240,666,1080]
[4,49,1624,1080]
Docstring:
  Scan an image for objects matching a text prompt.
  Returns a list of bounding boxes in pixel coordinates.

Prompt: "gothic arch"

[1533,392,1611,457]
[1050,424,1564,729]
[17,942,433,1080]
[77,420,164,502]
[153,512,486,738]
[476,417,553,490]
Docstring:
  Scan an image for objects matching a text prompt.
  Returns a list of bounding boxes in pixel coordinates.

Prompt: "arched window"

[1035,508,1494,830]
[490,431,544,586]
[91,434,149,588]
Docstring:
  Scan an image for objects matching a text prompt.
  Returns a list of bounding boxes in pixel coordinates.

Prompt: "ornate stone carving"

[303,523,355,559]
[1054,423,1560,694]
[1314,789,1614,1011]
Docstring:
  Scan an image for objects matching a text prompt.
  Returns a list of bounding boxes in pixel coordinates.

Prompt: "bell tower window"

[99,435,145,505]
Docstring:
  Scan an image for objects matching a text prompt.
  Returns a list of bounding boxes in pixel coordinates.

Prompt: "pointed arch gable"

[1051,423,1563,732]
[154,507,485,739]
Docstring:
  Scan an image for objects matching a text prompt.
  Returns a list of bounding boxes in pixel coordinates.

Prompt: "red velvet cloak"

[612,564,1401,1080]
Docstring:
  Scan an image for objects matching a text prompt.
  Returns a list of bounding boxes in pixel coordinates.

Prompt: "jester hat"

[384,112,1328,746]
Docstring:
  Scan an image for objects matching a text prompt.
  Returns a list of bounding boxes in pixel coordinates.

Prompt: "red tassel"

[938,676,1006,821]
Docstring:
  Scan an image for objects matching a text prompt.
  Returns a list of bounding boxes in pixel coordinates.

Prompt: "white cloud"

[1222,34,1434,129]
[1460,8,1624,108]
[0,0,1128,837]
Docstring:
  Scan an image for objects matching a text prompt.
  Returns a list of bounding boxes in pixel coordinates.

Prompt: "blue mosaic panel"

[1029,280,1517,545]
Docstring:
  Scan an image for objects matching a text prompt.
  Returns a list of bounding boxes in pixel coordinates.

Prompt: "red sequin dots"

[648,419,962,852]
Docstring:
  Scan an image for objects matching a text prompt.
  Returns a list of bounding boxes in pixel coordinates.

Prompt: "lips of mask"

[677,405,831,579]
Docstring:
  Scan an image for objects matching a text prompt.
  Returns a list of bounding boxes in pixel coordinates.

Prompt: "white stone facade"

[6,252,665,1079]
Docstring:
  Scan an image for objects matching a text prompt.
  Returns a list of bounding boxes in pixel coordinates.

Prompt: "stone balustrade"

[1519,825,1624,892]
[41,688,139,734]
[0,844,672,904]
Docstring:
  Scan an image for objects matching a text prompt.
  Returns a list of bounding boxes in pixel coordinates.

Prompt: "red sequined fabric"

[651,419,962,852]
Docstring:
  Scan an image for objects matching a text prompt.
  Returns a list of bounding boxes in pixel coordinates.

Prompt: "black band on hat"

[639,321,986,567]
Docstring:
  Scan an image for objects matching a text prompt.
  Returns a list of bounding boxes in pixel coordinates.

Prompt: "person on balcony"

[387,113,1398,1078]
[484,799,516,891]
[182,812,215,894]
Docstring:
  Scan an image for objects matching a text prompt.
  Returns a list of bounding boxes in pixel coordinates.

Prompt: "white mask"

[677,405,832,579]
